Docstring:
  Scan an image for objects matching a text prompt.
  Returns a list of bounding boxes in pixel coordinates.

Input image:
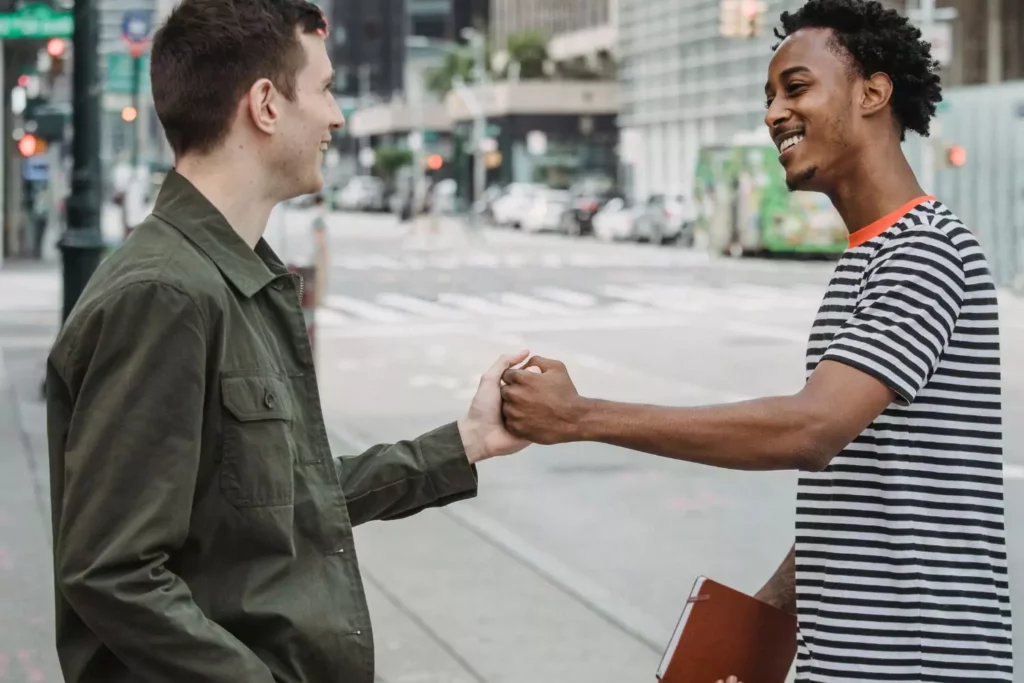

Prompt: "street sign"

[0,4,73,40]
[105,53,151,94]
[121,9,153,57]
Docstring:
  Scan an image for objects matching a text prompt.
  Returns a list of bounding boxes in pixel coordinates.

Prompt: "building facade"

[330,0,407,101]
[491,0,609,48]
[618,0,1024,202]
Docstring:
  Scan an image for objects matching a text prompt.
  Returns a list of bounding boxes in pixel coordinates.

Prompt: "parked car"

[521,189,572,233]
[592,197,644,242]
[490,183,545,228]
[335,176,387,212]
[562,176,621,236]
[633,194,699,245]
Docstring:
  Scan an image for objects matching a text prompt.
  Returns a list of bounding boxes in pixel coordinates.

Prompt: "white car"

[592,198,643,241]
[520,190,571,233]
[490,183,545,228]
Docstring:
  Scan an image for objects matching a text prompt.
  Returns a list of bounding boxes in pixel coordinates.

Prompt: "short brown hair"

[151,0,327,157]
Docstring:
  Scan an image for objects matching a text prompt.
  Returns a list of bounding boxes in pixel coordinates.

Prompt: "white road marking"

[376,293,469,320]
[500,293,577,316]
[534,287,598,307]
[437,293,528,317]
[324,295,407,323]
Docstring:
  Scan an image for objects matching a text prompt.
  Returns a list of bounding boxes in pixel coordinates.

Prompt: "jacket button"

[264,392,276,409]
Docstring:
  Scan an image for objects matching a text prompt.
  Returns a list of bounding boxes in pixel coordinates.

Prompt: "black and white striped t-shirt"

[796,196,1013,682]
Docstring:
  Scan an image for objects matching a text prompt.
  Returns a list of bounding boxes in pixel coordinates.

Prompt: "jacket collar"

[152,169,287,298]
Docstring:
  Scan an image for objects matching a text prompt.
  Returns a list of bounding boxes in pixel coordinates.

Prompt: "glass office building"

[617,0,1024,201]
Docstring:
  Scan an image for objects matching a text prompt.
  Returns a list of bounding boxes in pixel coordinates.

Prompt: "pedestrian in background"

[44,2,534,682]
[500,2,1013,682]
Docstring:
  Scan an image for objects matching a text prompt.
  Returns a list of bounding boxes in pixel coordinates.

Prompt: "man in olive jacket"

[45,2,532,682]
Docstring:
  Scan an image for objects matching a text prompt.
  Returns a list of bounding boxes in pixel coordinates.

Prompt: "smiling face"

[764,28,860,193]
[268,31,344,198]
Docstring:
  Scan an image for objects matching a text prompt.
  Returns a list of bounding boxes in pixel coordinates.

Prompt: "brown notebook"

[656,576,797,683]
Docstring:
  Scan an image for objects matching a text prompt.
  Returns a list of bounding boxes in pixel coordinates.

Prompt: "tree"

[372,147,413,191]
[425,48,476,97]
[505,30,549,79]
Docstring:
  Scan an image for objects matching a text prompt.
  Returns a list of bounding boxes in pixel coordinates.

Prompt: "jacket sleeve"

[50,281,276,683]
[335,422,479,526]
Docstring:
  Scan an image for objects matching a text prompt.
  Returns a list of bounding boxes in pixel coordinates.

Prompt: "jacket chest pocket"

[220,375,296,508]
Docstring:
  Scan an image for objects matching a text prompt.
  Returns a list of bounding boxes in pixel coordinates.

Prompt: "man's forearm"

[754,544,797,615]
[339,422,478,525]
[575,395,826,471]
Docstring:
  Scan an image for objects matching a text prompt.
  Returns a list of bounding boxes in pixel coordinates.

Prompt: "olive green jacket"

[46,170,478,683]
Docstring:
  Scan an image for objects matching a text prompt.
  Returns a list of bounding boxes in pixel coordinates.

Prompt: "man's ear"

[860,71,894,118]
[247,78,278,135]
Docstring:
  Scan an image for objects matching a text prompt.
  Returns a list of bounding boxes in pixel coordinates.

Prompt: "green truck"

[694,143,847,257]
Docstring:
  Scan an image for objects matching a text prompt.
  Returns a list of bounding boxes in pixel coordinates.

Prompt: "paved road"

[2,210,1020,682]
[281,210,1024,681]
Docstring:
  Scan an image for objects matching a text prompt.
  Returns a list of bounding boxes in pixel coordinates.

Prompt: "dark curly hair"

[773,0,943,141]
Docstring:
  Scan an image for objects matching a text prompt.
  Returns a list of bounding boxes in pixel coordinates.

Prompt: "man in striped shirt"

[499,0,1013,680]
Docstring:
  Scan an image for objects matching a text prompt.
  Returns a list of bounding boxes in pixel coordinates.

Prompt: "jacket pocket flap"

[221,375,293,422]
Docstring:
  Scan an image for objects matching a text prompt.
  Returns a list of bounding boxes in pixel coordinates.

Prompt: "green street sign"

[0,3,73,40]
[105,53,151,95]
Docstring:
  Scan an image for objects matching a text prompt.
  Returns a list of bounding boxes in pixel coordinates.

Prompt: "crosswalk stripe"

[316,308,353,327]
[437,293,527,317]
[376,293,469,319]
[500,293,576,315]
[325,295,407,322]
[534,287,598,307]
[601,286,697,313]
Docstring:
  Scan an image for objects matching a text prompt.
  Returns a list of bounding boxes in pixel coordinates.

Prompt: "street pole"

[911,0,956,195]
[466,28,487,207]
[60,0,104,322]
[358,63,370,169]
[130,54,141,167]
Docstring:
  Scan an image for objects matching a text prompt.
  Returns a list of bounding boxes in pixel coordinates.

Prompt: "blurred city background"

[0,1,1022,682]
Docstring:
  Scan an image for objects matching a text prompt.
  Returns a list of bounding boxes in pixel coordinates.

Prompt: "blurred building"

[491,0,609,48]
[618,0,1024,202]
[330,0,407,101]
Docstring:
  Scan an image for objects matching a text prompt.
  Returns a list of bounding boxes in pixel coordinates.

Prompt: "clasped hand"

[460,352,586,464]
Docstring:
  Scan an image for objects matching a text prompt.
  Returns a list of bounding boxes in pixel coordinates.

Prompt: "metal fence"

[903,80,1024,291]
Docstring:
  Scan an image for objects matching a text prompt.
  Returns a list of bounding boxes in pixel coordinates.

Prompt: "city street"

[1,209,1022,682]
[287,209,1024,681]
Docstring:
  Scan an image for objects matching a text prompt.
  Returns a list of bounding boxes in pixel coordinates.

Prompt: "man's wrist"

[572,397,605,442]
[456,417,487,464]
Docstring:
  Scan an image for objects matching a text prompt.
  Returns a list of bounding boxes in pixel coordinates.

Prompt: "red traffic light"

[18,134,38,157]
[426,154,443,170]
[47,38,65,58]
[948,145,967,168]
[17,74,30,88]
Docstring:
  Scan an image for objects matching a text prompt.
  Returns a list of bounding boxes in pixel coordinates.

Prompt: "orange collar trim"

[847,195,936,249]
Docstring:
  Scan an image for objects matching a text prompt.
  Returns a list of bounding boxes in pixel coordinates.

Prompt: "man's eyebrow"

[765,65,812,95]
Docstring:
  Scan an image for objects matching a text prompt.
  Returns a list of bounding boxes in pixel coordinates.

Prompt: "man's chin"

[785,166,818,192]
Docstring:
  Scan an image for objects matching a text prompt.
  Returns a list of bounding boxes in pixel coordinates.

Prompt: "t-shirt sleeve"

[820,228,966,406]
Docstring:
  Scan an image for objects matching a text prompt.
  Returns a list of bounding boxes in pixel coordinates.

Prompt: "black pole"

[60,0,104,323]
[130,54,140,167]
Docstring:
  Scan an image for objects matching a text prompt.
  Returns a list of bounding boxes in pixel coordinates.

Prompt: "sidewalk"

[0,261,63,682]
[0,262,663,683]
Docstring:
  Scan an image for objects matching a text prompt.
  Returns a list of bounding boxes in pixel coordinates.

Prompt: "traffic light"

[47,38,65,58]
[426,154,443,171]
[121,106,138,123]
[17,133,47,157]
[947,144,967,168]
